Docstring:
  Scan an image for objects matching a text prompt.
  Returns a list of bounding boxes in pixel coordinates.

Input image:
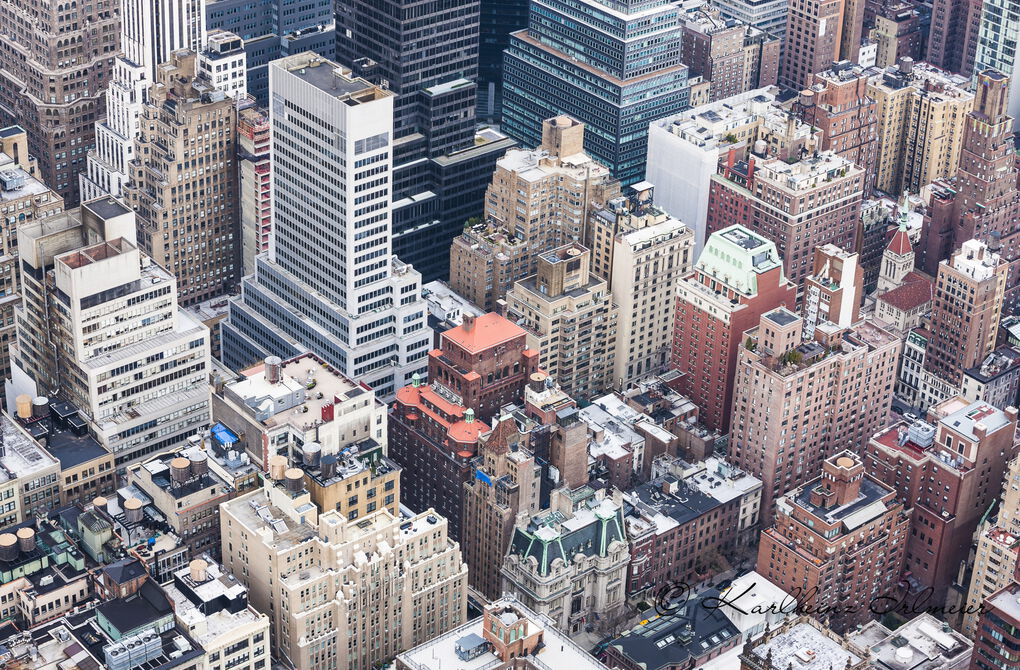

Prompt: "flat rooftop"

[82,197,130,221]
[751,622,863,669]
[940,400,1012,440]
[0,412,59,483]
[279,53,390,103]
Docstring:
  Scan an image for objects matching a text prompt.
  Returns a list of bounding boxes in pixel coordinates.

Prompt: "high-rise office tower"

[705,150,864,292]
[757,452,908,633]
[0,127,65,380]
[731,310,900,519]
[335,0,514,281]
[867,59,973,197]
[478,0,530,120]
[974,0,1020,129]
[80,0,207,201]
[207,0,334,104]
[0,0,119,205]
[672,225,797,432]
[927,0,982,75]
[124,50,240,306]
[920,239,1007,407]
[867,398,1018,606]
[795,62,878,193]
[11,198,211,467]
[221,54,431,400]
[450,117,618,311]
[503,0,690,185]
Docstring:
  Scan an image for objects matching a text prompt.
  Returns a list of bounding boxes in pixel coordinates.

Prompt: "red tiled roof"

[887,226,912,255]
[879,274,933,311]
[442,313,525,353]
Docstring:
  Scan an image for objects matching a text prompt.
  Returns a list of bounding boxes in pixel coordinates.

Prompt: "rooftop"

[0,412,59,483]
[985,581,1020,623]
[397,596,607,670]
[277,52,390,103]
[791,473,893,530]
[939,399,1013,441]
[16,401,108,470]
[442,313,525,354]
[750,622,863,669]
[852,613,972,670]
[163,558,264,647]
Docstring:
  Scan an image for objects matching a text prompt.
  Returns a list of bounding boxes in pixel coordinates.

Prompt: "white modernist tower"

[221,53,431,399]
[80,0,207,200]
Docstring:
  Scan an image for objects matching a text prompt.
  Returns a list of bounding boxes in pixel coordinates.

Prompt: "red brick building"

[757,451,909,633]
[672,225,797,432]
[388,313,539,538]
[866,398,1019,605]
[705,150,864,292]
[795,62,878,193]
[969,581,1020,670]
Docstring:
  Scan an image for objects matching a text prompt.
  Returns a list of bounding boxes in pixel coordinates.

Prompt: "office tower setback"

[731,311,900,518]
[503,0,689,185]
[673,226,797,432]
[502,244,618,398]
[867,398,1018,605]
[11,198,211,467]
[927,0,982,74]
[221,474,467,670]
[646,88,820,254]
[587,187,695,389]
[461,412,541,600]
[921,239,1007,406]
[681,6,780,103]
[867,59,973,197]
[714,0,789,37]
[81,0,207,201]
[207,0,334,104]
[0,0,119,205]
[757,451,908,632]
[335,0,514,281]
[706,151,864,291]
[795,62,878,193]
[449,117,619,311]
[124,49,240,306]
[237,107,271,275]
[221,54,430,399]
[389,313,539,538]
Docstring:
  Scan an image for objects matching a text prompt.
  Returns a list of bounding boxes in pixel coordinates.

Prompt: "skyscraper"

[80,0,207,201]
[502,0,690,185]
[335,0,515,281]
[124,50,240,305]
[0,0,120,205]
[779,0,849,89]
[221,53,430,399]
[478,0,530,120]
[207,0,335,104]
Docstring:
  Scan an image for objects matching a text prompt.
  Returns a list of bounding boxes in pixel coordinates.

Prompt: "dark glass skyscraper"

[478,0,530,121]
[335,0,514,281]
[502,0,690,185]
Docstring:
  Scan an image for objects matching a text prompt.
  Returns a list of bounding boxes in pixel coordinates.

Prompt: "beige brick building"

[125,49,240,306]
[502,243,618,397]
[449,116,618,311]
[730,309,901,519]
[867,59,973,196]
[587,186,694,389]
[221,473,467,670]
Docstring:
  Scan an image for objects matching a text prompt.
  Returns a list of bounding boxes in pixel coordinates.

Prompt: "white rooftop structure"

[750,622,864,669]
[422,280,485,325]
[0,412,59,483]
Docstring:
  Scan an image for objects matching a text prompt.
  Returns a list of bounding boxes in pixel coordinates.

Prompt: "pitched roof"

[879,272,933,311]
[887,225,912,256]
